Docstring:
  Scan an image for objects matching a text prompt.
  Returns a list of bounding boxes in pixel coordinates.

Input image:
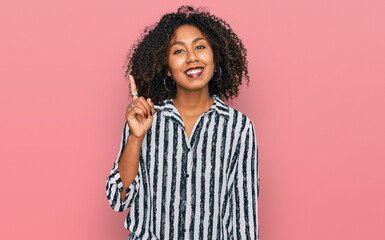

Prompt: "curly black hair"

[125,5,249,104]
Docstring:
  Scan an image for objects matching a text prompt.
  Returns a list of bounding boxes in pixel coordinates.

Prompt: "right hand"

[125,74,155,140]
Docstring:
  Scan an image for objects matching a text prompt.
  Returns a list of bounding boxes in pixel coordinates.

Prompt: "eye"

[174,49,184,54]
[196,46,205,50]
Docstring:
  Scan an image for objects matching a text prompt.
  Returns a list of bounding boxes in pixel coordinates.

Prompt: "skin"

[118,25,216,200]
[118,75,154,200]
[168,25,215,138]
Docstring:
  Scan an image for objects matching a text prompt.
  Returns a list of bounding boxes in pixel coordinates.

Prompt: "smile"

[185,67,204,78]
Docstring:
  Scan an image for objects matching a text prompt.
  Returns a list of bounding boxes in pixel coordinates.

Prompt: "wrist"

[127,134,144,146]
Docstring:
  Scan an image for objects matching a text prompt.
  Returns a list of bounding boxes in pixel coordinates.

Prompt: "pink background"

[1,0,384,239]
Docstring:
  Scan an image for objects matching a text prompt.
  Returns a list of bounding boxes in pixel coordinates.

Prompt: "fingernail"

[149,111,152,116]
[144,114,148,119]
[149,98,152,102]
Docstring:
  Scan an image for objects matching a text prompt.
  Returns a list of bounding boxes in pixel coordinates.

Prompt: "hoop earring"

[213,66,222,82]
[163,76,174,92]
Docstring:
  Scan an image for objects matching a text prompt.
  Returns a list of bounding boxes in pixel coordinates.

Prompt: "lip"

[184,67,204,78]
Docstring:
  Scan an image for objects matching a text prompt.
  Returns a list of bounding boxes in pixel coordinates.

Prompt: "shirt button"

[183,228,186,232]
[187,148,191,152]
[186,174,189,178]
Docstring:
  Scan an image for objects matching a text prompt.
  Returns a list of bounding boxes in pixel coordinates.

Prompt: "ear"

[167,70,172,77]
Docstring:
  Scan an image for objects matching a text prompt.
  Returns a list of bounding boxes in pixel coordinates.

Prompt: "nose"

[186,49,199,63]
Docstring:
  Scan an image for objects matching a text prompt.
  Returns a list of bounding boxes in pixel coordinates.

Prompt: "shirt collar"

[154,95,230,126]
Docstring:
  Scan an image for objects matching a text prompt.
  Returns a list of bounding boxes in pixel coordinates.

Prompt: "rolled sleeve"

[106,122,141,212]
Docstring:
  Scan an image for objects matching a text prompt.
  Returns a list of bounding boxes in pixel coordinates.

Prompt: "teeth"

[187,68,203,75]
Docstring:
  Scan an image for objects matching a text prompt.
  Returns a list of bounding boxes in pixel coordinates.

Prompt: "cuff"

[114,169,140,203]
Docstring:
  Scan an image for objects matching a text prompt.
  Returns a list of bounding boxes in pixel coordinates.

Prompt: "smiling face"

[167,25,215,95]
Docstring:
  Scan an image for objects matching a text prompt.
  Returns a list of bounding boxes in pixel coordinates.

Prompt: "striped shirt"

[106,95,259,239]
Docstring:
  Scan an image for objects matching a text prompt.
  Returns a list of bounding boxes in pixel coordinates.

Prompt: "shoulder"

[221,101,255,131]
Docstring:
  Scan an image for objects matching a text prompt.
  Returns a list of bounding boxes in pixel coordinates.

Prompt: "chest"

[181,115,200,140]
[140,113,242,185]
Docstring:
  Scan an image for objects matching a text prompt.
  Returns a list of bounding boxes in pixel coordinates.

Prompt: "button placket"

[184,139,193,238]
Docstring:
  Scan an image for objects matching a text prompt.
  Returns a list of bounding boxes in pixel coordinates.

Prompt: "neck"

[173,88,213,116]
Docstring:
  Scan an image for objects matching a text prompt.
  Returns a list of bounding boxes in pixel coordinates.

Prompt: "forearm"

[118,134,144,201]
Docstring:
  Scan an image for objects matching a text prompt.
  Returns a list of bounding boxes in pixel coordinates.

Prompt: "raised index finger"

[129,74,138,101]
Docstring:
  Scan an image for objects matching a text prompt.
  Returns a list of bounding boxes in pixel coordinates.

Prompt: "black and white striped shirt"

[106,95,259,239]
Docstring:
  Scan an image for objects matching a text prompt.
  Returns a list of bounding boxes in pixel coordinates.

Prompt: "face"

[167,25,215,94]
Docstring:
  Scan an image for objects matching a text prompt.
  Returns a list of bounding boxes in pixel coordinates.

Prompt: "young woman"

[106,6,259,239]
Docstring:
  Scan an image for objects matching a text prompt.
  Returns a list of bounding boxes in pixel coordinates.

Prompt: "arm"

[106,75,154,212]
[106,122,142,212]
[232,120,259,239]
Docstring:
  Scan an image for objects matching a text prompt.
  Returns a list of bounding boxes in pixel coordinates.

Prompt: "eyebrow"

[170,37,206,47]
